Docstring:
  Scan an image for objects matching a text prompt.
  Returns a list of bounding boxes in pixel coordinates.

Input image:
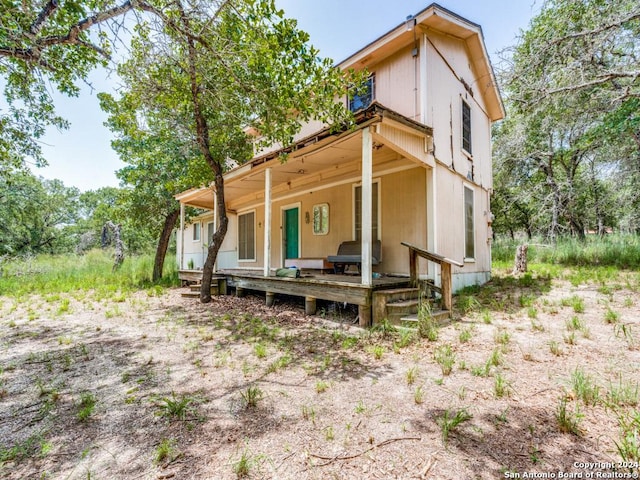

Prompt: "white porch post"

[263,167,272,277]
[179,203,185,270]
[361,127,373,286]
[213,189,218,271]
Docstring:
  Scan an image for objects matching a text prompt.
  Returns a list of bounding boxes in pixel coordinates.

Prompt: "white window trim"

[237,209,257,263]
[192,222,201,242]
[280,202,302,266]
[312,203,330,236]
[461,97,473,159]
[352,178,382,241]
[463,184,476,262]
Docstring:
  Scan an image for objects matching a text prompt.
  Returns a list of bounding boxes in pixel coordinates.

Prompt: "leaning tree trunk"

[178,5,228,303]
[152,208,180,282]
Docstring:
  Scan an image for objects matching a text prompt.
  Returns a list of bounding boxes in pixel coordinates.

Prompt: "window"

[313,204,329,235]
[349,75,375,112]
[462,100,472,155]
[206,221,214,246]
[238,211,255,261]
[464,186,475,260]
[192,222,201,242]
[354,182,380,241]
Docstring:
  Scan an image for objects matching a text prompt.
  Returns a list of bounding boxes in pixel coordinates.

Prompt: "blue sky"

[33,0,540,191]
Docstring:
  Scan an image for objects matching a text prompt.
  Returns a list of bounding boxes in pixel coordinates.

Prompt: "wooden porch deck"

[179,269,412,326]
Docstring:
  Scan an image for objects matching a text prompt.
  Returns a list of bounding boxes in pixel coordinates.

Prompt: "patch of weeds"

[154,438,178,465]
[494,373,510,398]
[458,326,473,343]
[301,404,315,422]
[549,340,563,356]
[436,408,472,443]
[494,330,511,348]
[156,392,197,420]
[571,367,600,405]
[57,335,73,345]
[372,319,397,338]
[394,328,415,349]
[613,410,640,466]
[324,425,335,441]
[530,319,545,332]
[607,375,639,407]
[253,343,267,359]
[240,386,263,409]
[56,298,71,315]
[605,308,620,324]
[566,315,584,331]
[77,392,97,422]
[366,344,384,360]
[266,352,292,373]
[104,305,122,319]
[233,448,257,478]
[571,296,585,314]
[315,380,329,393]
[519,294,535,308]
[354,400,367,414]
[486,347,503,370]
[414,385,425,404]
[417,302,438,341]
[623,297,634,308]
[0,432,46,464]
[434,344,456,376]
[556,396,583,435]
[405,366,418,385]
[481,309,493,324]
[526,306,538,319]
[615,324,637,350]
[340,336,359,349]
[458,295,481,314]
[563,331,577,345]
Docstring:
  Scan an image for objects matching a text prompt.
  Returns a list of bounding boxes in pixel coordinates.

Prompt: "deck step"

[399,310,450,325]
[376,287,420,303]
[386,299,420,316]
[181,291,201,298]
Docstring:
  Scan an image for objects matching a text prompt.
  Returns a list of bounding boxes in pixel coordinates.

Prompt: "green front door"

[284,208,299,259]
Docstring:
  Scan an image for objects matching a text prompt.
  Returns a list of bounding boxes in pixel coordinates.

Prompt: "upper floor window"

[349,75,375,112]
[462,100,472,155]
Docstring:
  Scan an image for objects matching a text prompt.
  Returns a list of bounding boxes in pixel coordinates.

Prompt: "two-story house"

[175,3,505,325]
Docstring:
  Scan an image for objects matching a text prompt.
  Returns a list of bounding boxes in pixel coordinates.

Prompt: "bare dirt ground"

[1,271,639,480]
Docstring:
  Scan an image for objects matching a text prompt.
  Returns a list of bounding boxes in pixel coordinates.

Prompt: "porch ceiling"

[176,104,432,211]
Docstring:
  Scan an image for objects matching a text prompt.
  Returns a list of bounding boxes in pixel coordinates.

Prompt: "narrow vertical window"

[238,211,255,261]
[206,222,214,245]
[462,100,472,155]
[464,186,475,260]
[354,182,379,241]
[192,222,201,242]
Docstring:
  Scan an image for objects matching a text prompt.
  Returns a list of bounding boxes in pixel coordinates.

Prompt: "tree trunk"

[153,208,179,282]
[200,174,227,303]
[177,1,228,304]
[512,244,528,274]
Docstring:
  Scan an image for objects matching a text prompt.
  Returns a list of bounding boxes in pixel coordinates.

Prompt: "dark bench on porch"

[328,240,382,274]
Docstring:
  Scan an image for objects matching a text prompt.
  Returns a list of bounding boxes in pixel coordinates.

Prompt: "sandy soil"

[1,272,639,480]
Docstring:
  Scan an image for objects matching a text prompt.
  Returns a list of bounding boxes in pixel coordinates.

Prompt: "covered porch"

[176,103,457,326]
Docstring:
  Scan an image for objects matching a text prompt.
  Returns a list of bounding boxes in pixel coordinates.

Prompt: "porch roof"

[175,103,433,210]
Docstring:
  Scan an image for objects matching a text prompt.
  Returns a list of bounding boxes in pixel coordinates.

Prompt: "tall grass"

[0,250,179,297]
[493,235,640,270]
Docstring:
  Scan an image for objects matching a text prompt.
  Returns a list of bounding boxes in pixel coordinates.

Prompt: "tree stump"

[512,244,528,274]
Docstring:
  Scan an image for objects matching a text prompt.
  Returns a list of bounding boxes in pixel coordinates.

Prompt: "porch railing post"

[409,248,418,287]
[441,262,452,311]
[361,127,373,286]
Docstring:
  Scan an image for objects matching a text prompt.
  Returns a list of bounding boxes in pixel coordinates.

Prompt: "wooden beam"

[361,127,373,286]
[441,262,453,311]
[264,167,272,277]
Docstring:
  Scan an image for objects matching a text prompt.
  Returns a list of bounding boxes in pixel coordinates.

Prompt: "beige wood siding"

[373,45,422,121]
